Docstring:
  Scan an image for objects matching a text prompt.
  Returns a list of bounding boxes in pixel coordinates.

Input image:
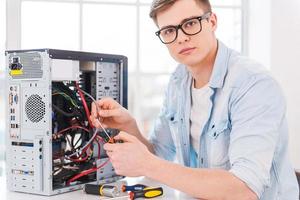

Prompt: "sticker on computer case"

[9,56,23,76]
[10,69,23,76]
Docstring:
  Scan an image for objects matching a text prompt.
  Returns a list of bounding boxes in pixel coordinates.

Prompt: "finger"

[91,102,98,117]
[100,123,108,129]
[96,97,115,109]
[114,131,137,143]
[98,108,120,118]
[103,143,117,151]
[91,118,110,131]
[90,116,100,128]
[90,111,100,123]
[106,151,113,158]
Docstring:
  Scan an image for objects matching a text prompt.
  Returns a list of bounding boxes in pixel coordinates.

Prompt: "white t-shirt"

[190,81,211,155]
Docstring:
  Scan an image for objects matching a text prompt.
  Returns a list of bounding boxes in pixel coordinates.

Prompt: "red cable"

[69,141,92,161]
[71,136,103,163]
[69,153,89,162]
[67,136,107,184]
[53,125,91,161]
[53,125,89,139]
[75,82,94,128]
[66,158,110,185]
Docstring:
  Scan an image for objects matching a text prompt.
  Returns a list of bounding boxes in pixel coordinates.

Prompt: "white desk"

[1,176,195,200]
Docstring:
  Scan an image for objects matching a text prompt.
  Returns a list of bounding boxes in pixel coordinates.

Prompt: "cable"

[53,82,82,106]
[66,158,110,185]
[52,92,79,108]
[52,104,77,117]
[95,136,101,159]
[64,85,113,159]
[79,88,112,141]
[70,134,104,161]
[65,129,98,159]
[76,82,94,128]
[52,125,91,161]
[52,125,89,139]
[69,152,89,162]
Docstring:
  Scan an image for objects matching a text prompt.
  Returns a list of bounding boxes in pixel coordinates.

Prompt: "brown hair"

[149,0,212,24]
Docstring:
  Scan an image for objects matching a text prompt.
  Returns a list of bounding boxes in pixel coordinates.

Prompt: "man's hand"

[103,132,153,177]
[90,97,135,133]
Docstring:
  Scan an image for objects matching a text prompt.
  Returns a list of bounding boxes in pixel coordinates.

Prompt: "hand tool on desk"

[84,183,120,198]
[122,184,163,199]
[129,187,163,200]
[122,184,147,192]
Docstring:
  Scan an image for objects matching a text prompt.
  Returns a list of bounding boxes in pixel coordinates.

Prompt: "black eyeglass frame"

[155,12,212,44]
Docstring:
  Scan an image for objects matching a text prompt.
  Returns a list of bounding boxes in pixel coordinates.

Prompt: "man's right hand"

[90,97,136,133]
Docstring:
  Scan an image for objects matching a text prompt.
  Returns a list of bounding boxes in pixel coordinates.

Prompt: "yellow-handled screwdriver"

[129,187,163,200]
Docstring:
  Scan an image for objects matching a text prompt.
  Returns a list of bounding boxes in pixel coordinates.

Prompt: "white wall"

[270,0,300,168]
[248,0,271,68]
[248,0,300,168]
[0,0,6,169]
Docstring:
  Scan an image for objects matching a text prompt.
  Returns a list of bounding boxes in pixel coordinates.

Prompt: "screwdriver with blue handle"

[122,184,147,192]
[122,184,163,199]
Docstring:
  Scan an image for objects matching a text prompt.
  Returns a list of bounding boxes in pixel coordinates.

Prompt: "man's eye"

[162,28,175,36]
[184,20,198,28]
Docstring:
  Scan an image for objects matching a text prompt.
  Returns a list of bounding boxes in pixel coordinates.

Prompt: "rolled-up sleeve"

[148,88,176,161]
[228,74,286,198]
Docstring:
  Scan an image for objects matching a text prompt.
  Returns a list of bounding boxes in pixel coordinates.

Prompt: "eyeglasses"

[155,12,211,44]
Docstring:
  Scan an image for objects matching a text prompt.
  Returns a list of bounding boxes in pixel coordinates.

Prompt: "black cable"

[52,104,77,117]
[53,82,82,106]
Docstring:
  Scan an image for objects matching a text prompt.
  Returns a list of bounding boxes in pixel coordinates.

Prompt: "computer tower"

[5,49,127,195]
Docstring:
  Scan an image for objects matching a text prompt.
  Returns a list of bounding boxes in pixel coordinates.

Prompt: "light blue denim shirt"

[149,41,299,199]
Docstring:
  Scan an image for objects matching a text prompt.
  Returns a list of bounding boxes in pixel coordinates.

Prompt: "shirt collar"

[208,40,231,89]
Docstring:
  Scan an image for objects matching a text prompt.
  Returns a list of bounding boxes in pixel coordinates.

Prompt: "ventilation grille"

[10,52,43,79]
[25,94,46,123]
[96,62,119,101]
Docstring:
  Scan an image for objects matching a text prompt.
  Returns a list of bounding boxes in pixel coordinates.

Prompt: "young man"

[91,0,299,199]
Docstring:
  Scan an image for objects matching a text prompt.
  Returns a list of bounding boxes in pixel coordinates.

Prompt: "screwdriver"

[129,187,163,200]
[122,184,147,192]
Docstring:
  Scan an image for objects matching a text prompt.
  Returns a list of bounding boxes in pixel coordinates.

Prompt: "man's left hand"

[103,132,153,177]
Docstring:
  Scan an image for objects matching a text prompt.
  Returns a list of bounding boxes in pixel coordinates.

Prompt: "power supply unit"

[5,49,128,195]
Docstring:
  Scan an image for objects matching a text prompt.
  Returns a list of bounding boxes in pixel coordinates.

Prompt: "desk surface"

[0,175,195,200]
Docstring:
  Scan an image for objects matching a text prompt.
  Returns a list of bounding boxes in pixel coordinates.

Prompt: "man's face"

[156,0,217,67]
